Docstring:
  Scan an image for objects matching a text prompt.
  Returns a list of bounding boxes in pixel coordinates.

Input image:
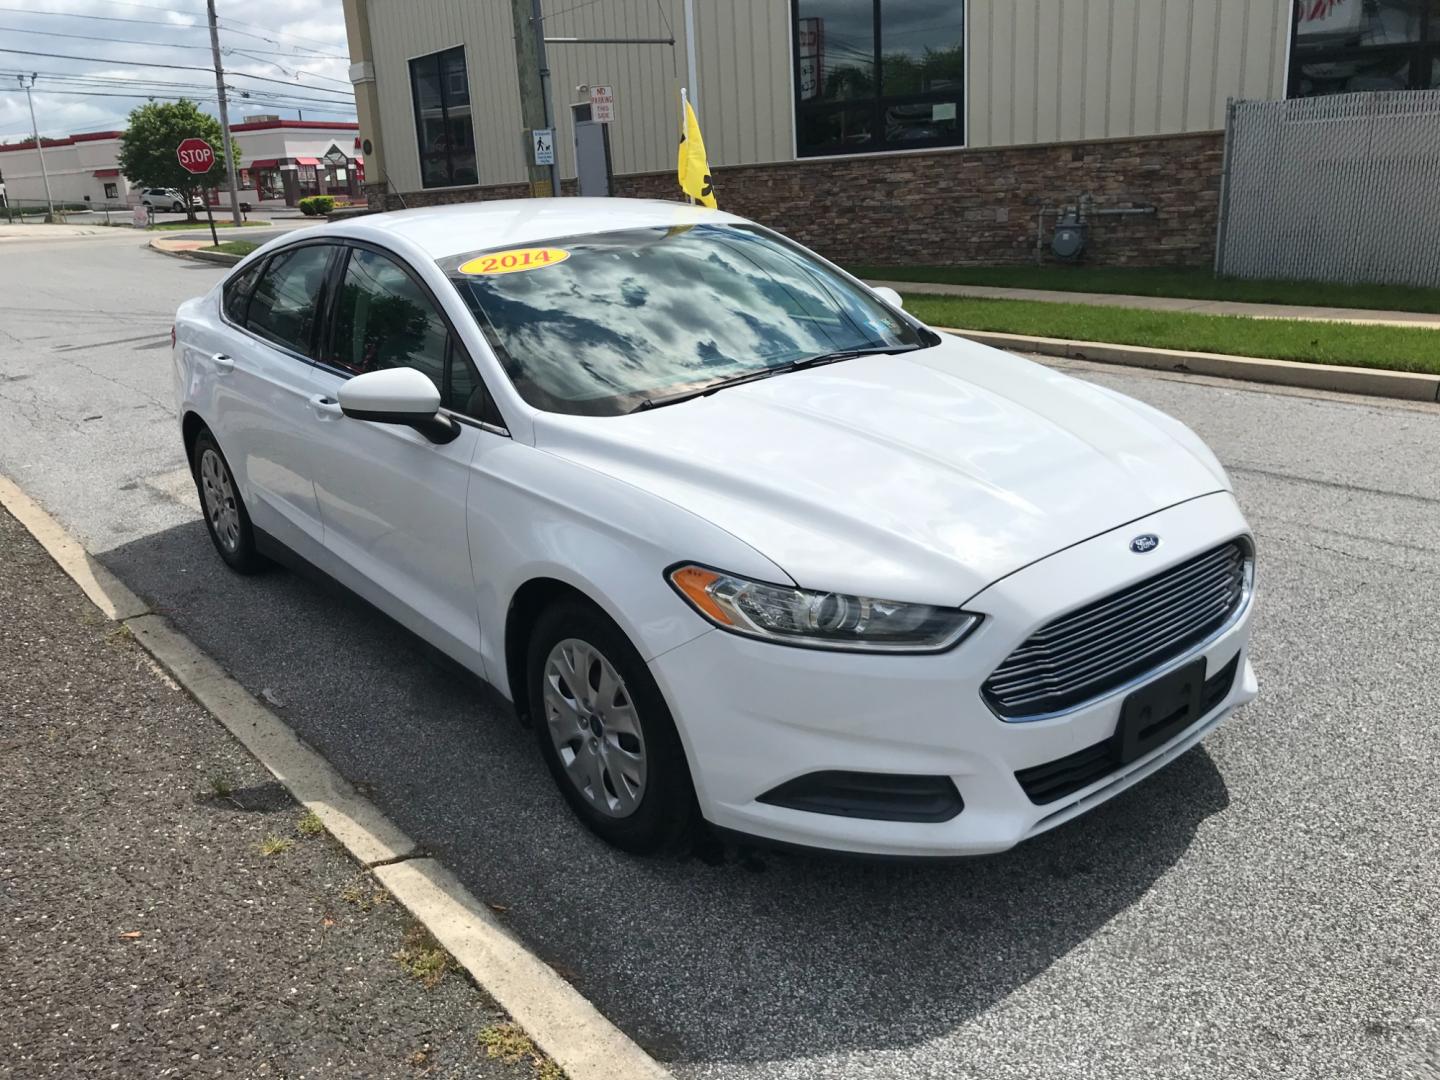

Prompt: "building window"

[793,0,964,157]
[103,182,118,200]
[1290,0,1440,96]
[409,45,478,187]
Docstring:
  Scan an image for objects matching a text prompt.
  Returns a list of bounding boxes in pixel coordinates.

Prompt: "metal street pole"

[18,75,55,221]
[206,0,244,225]
[684,0,699,104]
[530,0,561,198]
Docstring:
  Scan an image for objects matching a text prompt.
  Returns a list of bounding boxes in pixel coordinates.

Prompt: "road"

[2,231,1437,1080]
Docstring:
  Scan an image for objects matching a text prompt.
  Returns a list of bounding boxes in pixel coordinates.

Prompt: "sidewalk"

[866,279,1440,330]
[0,223,119,242]
[0,504,539,1080]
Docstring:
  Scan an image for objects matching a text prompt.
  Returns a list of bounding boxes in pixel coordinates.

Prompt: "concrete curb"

[147,236,243,266]
[939,328,1440,403]
[0,471,673,1080]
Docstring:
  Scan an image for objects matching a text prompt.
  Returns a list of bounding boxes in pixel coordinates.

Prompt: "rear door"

[211,241,341,562]
[302,242,485,669]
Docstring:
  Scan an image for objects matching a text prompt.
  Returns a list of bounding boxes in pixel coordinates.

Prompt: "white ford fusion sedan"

[172,198,1257,857]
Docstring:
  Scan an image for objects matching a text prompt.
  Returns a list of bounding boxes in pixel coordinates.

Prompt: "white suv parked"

[140,188,192,212]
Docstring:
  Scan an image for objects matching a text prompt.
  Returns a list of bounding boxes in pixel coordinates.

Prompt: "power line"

[80,0,347,52]
[0,70,358,110]
[0,47,355,98]
[0,7,344,57]
[0,22,349,62]
[0,85,355,114]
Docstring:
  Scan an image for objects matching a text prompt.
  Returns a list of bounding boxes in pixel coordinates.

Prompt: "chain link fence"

[1215,90,1440,288]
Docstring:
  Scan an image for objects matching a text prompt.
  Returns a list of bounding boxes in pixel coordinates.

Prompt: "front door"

[304,244,483,669]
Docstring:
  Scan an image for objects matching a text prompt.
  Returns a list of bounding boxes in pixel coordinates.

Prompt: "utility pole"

[18,75,55,221]
[206,0,244,225]
[509,0,558,197]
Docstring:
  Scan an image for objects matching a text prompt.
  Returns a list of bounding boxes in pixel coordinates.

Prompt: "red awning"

[351,155,364,164]
[93,168,120,177]
[249,158,278,170]
[293,156,320,166]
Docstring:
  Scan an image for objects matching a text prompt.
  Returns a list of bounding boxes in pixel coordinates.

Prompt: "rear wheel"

[191,428,265,574]
[528,600,696,854]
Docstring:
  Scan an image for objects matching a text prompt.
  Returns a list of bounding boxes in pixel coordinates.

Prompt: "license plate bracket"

[1117,658,1207,764]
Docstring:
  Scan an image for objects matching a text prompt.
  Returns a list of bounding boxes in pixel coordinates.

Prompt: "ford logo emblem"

[1130,534,1160,554]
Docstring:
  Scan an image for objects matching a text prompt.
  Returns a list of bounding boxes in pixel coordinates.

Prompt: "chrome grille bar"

[983,540,1251,719]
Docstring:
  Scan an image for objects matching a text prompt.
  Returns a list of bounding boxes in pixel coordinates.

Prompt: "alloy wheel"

[543,637,648,818]
[199,447,241,554]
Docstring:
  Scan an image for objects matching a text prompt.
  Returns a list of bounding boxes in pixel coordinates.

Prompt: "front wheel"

[191,428,265,574]
[528,601,696,855]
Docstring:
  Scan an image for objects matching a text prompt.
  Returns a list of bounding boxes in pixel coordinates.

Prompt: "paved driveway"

[1,233,1436,1079]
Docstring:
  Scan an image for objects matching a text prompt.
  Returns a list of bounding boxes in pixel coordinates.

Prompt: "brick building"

[340,0,1440,267]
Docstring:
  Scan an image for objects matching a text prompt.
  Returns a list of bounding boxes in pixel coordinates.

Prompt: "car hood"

[534,337,1227,604]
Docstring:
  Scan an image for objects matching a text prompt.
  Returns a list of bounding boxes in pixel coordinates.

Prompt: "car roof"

[318,197,750,261]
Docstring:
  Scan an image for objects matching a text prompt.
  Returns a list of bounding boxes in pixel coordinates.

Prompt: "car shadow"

[101,521,1230,1068]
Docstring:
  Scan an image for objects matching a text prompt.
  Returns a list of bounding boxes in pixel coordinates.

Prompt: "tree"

[117,99,241,222]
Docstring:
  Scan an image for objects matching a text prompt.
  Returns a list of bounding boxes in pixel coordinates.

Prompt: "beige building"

[342,0,1440,265]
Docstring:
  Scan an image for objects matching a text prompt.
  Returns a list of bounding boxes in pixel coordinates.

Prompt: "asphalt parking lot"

[2,232,1437,1079]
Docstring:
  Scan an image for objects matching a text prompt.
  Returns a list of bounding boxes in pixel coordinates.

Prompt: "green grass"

[203,240,259,256]
[853,264,1440,315]
[150,219,271,231]
[906,294,1440,374]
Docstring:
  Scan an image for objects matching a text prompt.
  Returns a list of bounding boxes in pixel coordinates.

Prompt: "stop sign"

[176,138,215,174]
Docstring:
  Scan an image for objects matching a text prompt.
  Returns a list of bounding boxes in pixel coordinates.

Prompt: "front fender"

[467,439,789,701]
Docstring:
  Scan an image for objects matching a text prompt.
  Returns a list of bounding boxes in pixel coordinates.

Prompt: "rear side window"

[246,245,334,357]
[222,261,263,324]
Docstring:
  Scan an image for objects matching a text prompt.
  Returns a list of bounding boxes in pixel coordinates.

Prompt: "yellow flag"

[677,91,717,209]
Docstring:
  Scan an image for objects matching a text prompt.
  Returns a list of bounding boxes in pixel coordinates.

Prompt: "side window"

[246,245,334,357]
[329,247,452,399]
[222,260,264,325]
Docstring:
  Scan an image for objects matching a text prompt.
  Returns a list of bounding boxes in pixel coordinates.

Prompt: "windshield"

[442,223,930,416]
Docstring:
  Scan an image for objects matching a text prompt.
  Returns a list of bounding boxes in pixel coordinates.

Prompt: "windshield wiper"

[630,345,920,413]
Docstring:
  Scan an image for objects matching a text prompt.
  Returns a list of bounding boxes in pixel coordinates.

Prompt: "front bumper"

[647,492,1257,857]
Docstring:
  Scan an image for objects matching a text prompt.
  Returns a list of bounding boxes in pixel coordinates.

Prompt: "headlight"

[667,564,981,652]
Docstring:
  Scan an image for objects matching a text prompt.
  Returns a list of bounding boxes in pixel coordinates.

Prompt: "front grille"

[1015,653,1240,805]
[984,540,1250,719]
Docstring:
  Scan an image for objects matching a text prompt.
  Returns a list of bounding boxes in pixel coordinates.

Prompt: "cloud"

[0,0,353,141]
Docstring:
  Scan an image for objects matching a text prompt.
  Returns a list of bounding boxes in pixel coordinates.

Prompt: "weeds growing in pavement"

[340,875,391,911]
[394,922,450,987]
[296,810,325,837]
[476,1022,566,1078]
[258,835,294,857]
[209,776,234,799]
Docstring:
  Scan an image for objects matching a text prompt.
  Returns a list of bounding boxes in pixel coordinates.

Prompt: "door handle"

[308,394,343,420]
[210,352,234,373]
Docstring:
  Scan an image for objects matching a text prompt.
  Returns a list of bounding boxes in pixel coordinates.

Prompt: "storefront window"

[793,0,964,157]
[1290,0,1440,96]
[409,45,478,187]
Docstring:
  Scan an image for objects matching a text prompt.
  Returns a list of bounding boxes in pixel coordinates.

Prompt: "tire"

[190,428,266,574]
[528,600,696,855]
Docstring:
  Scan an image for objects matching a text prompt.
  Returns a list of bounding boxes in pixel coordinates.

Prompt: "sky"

[0,0,354,143]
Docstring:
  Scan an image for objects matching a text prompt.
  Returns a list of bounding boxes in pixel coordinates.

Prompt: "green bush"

[298,195,337,217]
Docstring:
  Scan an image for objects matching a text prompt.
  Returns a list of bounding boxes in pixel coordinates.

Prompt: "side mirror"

[338,367,459,444]
[872,286,905,310]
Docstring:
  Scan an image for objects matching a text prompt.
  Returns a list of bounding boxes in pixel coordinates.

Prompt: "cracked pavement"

[2,232,1438,1078]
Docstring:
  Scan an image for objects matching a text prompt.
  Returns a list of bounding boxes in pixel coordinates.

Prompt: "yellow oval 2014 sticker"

[459,247,570,276]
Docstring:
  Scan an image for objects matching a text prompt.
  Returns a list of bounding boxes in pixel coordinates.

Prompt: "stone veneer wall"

[366,131,1224,268]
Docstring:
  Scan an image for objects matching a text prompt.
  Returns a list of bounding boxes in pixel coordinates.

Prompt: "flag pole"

[680,87,694,205]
